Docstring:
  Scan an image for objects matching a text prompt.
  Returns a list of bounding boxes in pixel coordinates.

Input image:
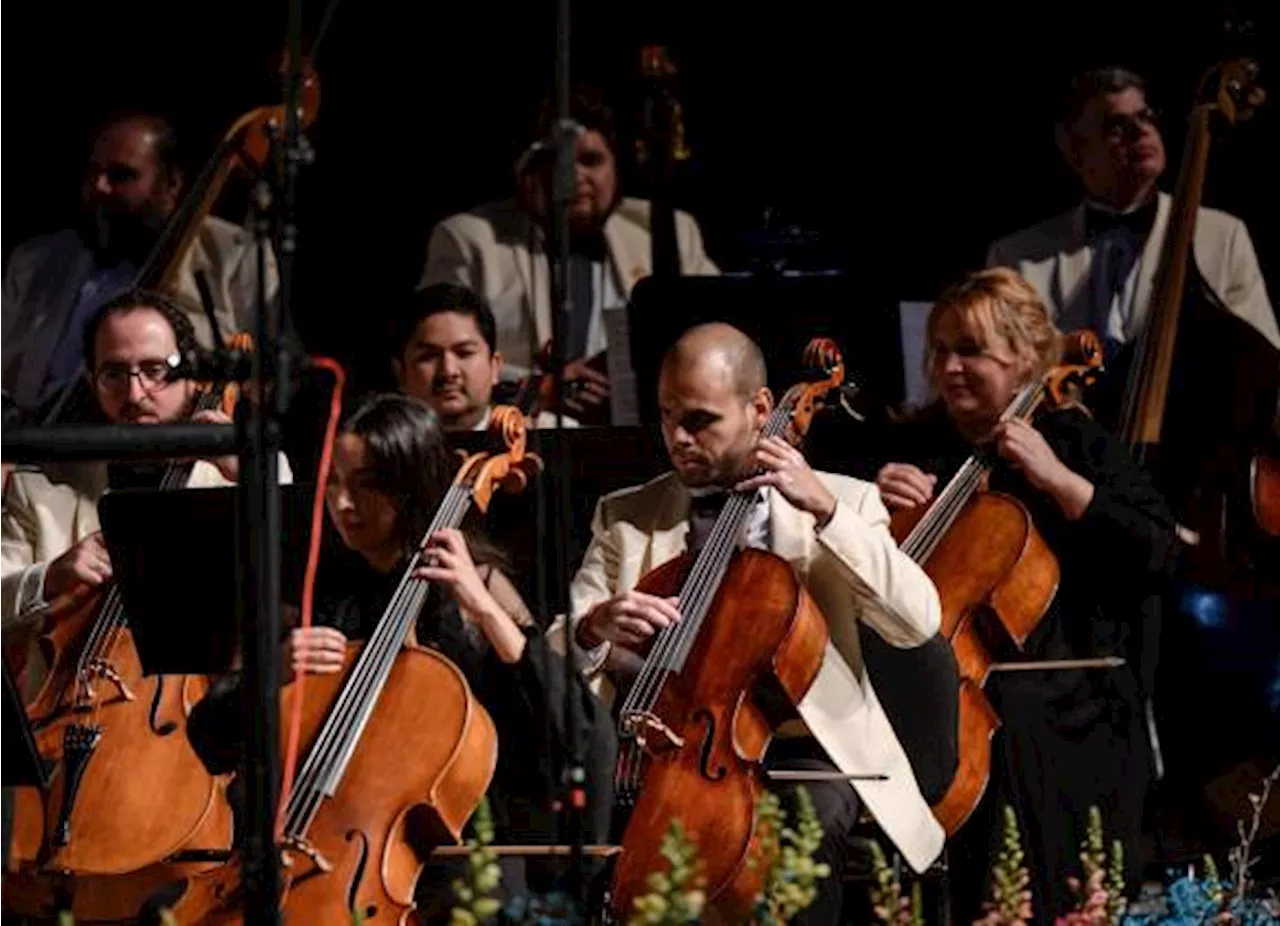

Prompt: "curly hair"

[82,288,200,373]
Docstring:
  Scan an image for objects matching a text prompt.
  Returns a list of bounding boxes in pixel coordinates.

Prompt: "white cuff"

[570,612,612,677]
[16,562,51,622]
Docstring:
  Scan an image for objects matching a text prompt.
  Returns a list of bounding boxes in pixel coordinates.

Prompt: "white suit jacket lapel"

[1054,204,1092,324]
[644,481,691,575]
[1131,191,1172,336]
[603,211,652,300]
[517,222,553,350]
[767,489,812,579]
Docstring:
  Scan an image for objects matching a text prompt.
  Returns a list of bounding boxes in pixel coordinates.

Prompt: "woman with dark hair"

[187,393,615,922]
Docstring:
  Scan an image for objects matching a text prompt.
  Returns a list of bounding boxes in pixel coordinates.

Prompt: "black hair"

[393,283,497,360]
[1058,67,1147,126]
[82,288,199,373]
[531,84,619,161]
[339,393,506,569]
[92,111,184,177]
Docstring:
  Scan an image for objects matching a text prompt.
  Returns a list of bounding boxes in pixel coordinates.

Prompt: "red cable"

[275,356,346,840]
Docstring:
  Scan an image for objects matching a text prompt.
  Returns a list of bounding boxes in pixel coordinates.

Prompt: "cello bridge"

[282,835,333,874]
[621,711,685,755]
[86,659,136,702]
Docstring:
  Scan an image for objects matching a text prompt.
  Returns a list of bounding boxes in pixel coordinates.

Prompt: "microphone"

[514,120,585,175]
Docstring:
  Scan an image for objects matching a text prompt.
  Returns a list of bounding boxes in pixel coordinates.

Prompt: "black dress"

[838,404,1176,923]
[187,561,617,923]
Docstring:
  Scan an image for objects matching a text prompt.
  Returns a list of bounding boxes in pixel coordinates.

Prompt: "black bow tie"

[1084,198,1157,240]
[689,491,729,520]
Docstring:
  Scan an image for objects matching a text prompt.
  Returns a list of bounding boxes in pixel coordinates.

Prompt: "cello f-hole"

[345,828,371,916]
[148,677,178,736]
[693,708,727,782]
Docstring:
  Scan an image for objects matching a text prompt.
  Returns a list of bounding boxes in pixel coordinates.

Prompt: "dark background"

[4,1,1278,381]
[5,0,1278,872]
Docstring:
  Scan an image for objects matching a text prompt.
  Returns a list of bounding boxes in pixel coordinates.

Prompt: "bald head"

[657,323,771,488]
[661,323,767,400]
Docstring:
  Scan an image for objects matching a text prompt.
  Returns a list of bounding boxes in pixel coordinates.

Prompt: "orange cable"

[275,356,346,840]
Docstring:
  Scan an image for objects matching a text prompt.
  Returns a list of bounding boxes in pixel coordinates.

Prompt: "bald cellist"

[555,323,946,925]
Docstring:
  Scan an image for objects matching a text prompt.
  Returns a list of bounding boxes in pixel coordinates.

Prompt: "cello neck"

[281,482,476,839]
[901,382,1045,563]
[620,399,796,700]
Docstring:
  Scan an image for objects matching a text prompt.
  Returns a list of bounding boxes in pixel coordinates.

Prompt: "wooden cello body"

[171,642,497,925]
[172,407,539,923]
[887,333,1101,835]
[611,549,828,919]
[9,605,231,875]
[889,493,1057,834]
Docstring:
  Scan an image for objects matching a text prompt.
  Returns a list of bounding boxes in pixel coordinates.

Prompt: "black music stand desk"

[97,484,316,677]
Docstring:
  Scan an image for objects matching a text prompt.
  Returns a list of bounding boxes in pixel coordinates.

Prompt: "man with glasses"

[986,67,1278,353]
[1,289,289,694]
[3,113,279,422]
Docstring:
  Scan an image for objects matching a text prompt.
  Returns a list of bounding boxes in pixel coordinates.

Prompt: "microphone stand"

[241,1,305,922]
[547,0,588,912]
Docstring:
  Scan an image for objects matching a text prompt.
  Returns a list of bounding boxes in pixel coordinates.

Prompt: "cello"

[172,406,540,925]
[1091,58,1278,587]
[3,342,252,921]
[887,331,1103,835]
[609,339,843,920]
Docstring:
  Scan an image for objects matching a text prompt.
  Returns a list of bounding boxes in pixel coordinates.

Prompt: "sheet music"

[899,301,934,409]
[604,306,640,425]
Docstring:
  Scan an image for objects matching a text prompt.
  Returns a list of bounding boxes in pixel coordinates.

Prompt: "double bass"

[173,406,540,924]
[1090,58,1278,587]
[888,332,1103,835]
[3,349,252,921]
[39,52,321,427]
[609,339,843,920]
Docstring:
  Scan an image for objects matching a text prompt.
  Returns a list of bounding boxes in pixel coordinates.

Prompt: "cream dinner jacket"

[557,470,946,874]
[167,216,282,350]
[420,197,720,379]
[1,456,292,694]
[986,191,1280,350]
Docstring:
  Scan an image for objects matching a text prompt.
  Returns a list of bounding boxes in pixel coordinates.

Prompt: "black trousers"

[765,737,862,926]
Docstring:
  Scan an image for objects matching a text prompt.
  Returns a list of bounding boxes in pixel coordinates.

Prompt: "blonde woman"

[871,268,1176,922]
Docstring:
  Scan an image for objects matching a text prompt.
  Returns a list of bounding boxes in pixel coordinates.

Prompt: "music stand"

[97,484,317,677]
[4,661,50,788]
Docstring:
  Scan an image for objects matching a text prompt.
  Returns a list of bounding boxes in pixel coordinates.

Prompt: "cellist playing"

[558,322,945,925]
[863,268,1177,923]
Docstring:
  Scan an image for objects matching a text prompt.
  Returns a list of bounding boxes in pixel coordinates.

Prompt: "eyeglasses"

[92,355,181,393]
[1101,107,1159,141]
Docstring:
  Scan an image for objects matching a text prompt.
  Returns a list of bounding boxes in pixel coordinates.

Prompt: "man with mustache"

[393,282,576,430]
[420,86,718,424]
[3,113,279,420]
[987,67,1278,353]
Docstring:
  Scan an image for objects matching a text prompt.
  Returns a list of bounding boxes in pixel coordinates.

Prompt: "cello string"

[624,417,776,716]
[905,380,1043,564]
[286,487,466,829]
[626,400,791,717]
[286,485,471,833]
[288,486,467,829]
